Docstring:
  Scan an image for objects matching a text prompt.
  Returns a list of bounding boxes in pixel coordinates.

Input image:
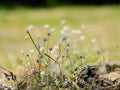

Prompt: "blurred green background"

[0,3,120,70]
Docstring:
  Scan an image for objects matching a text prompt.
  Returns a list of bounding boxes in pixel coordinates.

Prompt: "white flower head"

[60,30,65,35]
[20,50,24,54]
[73,50,79,55]
[63,26,69,31]
[30,49,35,53]
[26,25,34,31]
[40,47,44,52]
[76,30,81,34]
[36,42,41,49]
[60,20,66,25]
[50,27,56,32]
[26,62,30,67]
[51,50,55,54]
[31,68,36,74]
[3,87,9,90]
[80,35,85,40]
[91,38,96,43]
[41,71,45,76]
[81,24,86,29]
[44,24,50,29]
[71,29,76,34]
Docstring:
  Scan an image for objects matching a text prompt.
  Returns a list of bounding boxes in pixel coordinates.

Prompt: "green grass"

[0,5,120,70]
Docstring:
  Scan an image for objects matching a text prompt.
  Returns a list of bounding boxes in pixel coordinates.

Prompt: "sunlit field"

[0,6,120,68]
[0,5,120,89]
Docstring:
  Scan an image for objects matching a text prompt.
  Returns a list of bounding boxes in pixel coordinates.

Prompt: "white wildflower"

[51,45,59,54]
[36,42,41,49]
[51,50,55,54]
[26,25,34,31]
[44,24,50,29]
[41,71,45,76]
[60,20,66,25]
[62,26,69,31]
[71,29,76,34]
[20,50,24,54]
[76,30,81,34]
[80,35,85,40]
[50,27,56,32]
[60,30,65,35]
[73,50,79,55]
[31,68,36,74]
[53,45,59,50]
[26,62,30,67]
[30,49,35,53]
[81,24,86,29]
[91,38,96,43]
[40,47,44,52]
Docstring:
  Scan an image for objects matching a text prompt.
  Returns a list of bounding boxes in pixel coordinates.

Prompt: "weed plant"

[0,21,120,90]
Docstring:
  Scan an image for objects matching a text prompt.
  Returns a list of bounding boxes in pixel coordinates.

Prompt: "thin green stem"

[26,31,42,56]
[47,36,49,54]
[67,51,73,72]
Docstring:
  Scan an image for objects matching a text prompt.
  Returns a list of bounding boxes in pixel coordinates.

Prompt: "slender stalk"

[56,41,63,61]
[26,31,42,56]
[0,66,11,73]
[67,51,73,72]
[26,54,33,69]
[47,36,49,54]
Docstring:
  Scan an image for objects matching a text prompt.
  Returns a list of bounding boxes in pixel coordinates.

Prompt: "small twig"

[0,66,10,73]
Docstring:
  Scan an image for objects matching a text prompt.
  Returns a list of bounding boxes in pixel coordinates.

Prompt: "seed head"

[49,48,53,51]
[66,47,70,51]
[26,54,29,57]
[43,38,47,42]
[62,81,69,88]
[36,42,41,49]
[36,59,40,64]
[47,32,51,36]
[26,25,34,32]
[31,68,36,74]
[41,71,45,76]
[62,35,68,41]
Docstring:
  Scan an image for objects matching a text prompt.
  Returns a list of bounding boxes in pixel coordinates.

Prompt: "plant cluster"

[0,21,120,90]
